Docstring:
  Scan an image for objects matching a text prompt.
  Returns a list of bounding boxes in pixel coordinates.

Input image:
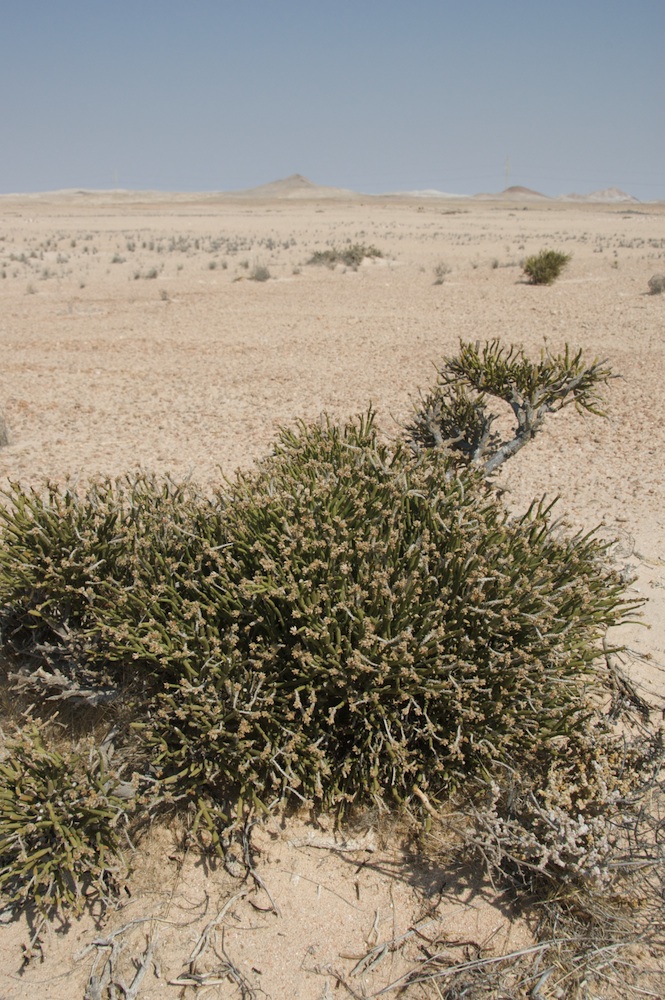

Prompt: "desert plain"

[0,183,664,997]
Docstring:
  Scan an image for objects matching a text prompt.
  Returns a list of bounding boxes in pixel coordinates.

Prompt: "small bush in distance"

[308,244,382,269]
[250,263,271,282]
[522,248,571,285]
[433,262,451,285]
[648,272,665,294]
[0,725,128,915]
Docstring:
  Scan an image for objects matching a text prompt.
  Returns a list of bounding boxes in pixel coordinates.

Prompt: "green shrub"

[0,412,636,825]
[0,474,207,701]
[0,344,655,948]
[0,726,127,915]
[308,244,382,269]
[522,249,571,285]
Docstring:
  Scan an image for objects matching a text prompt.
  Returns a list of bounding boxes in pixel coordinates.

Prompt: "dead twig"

[242,817,281,916]
[349,917,439,977]
[170,920,259,999]
[372,937,581,995]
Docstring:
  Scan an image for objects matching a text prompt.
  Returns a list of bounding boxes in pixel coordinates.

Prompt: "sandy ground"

[0,191,664,997]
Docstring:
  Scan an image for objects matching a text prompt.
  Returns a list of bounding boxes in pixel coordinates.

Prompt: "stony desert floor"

[0,191,664,997]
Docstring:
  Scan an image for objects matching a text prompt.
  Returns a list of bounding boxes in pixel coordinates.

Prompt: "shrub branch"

[406,339,616,474]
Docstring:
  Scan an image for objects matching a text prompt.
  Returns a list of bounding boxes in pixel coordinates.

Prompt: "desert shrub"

[436,723,665,999]
[468,725,663,893]
[0,344,655,949]
[249,263,271,282]
[307,244,382,269]
[522,248,571,285]
[648,272,665,294]
[433,261,451,285]
[0,725,128,915]
[1,412,636,823]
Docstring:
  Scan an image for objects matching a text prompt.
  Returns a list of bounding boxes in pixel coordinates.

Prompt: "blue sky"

[2,1,663,199]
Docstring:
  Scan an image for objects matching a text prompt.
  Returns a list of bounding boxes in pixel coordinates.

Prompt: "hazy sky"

[2,0,663,199]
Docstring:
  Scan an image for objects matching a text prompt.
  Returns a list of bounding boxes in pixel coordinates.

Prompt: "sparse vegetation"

[1,201,664,993]
[308,243,383,269]
[522,248,571,284]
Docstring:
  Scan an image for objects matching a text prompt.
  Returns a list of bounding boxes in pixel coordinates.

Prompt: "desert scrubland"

[0,188,664,998]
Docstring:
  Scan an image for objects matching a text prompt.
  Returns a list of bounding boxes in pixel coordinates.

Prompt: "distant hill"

[562,187,640,203]
[474,186,550,201]
[0,177,650,204]
[225,173,359,199]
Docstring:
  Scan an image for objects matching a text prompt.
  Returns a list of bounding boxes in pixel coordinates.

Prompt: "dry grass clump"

[433,261,451,284]
[249,262,271,281]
